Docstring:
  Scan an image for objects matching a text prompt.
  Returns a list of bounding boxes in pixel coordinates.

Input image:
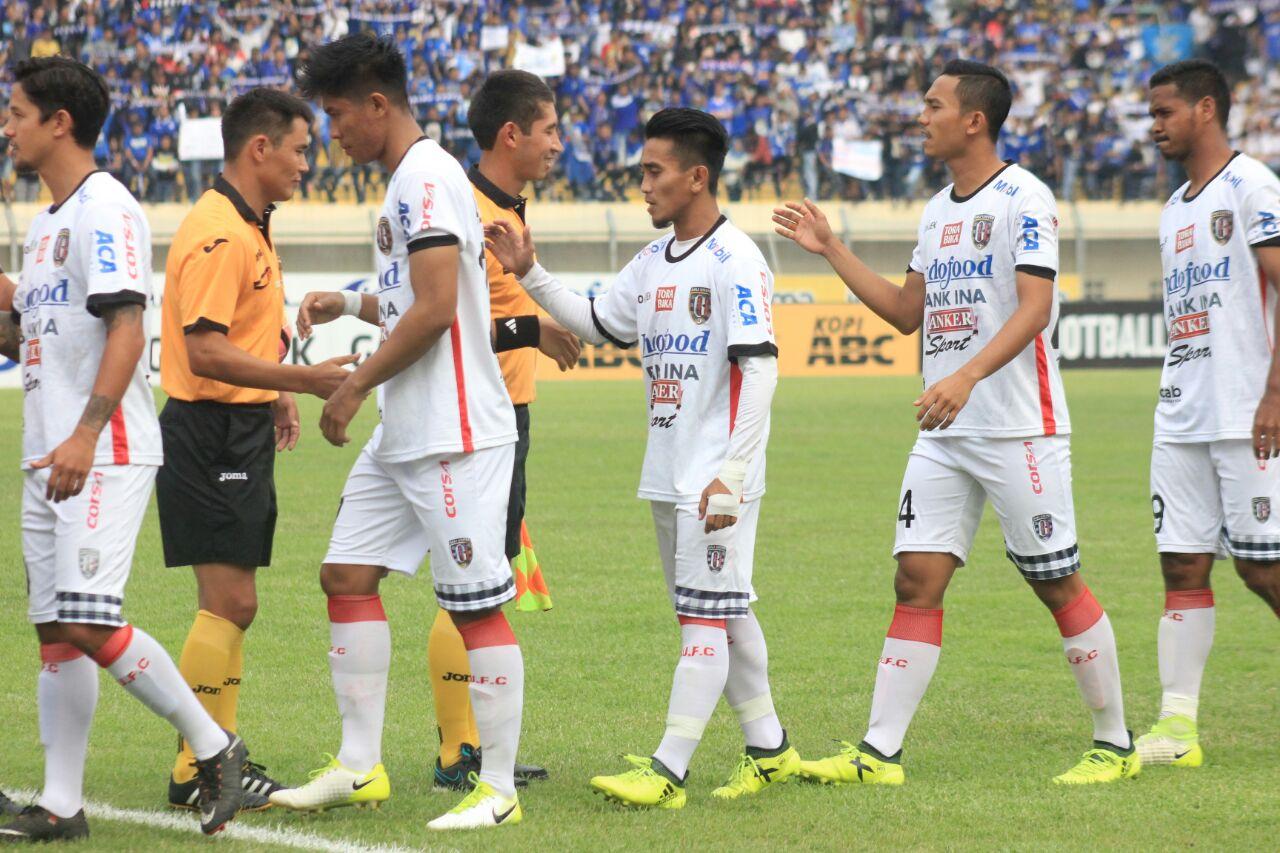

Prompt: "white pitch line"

[12,790,437,853]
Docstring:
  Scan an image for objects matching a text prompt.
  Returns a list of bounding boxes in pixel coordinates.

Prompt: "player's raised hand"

[914,369,978,431]
[320,377,367,447]
[773,199,834,255]
[1252,390,1280,459]
[484,220,536,278]
[297,290,347,339]
[538,316,581,371]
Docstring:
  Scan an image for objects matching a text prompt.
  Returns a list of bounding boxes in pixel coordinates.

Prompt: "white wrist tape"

[341,290,362,316]
[706,491,741,517]
[718,459,747,495]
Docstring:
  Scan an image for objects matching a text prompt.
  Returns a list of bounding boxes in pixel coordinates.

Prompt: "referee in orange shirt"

[158,88,356,809]
[426,69,578,789]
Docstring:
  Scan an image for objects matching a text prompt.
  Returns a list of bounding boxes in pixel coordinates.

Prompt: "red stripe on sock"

[40,643,84,664]
[456,611,516,650]
[678,615,727,630]
[91,624,134,668]
[327,594,386,623]
[1165,588,1214,610]
[1053,587,1104,637]
[886,605,943,646]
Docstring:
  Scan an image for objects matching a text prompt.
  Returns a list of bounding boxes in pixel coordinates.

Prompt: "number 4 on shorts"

[898,490,915,528]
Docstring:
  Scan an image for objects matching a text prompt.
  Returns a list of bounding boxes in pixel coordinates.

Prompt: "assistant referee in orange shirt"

[157,88,355,809]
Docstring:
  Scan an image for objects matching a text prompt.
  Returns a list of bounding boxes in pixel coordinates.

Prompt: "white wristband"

[341,290,362,317]
[717,459,748,497]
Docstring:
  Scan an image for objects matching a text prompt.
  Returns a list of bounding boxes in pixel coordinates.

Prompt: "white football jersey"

[592,216,777,503]
[369,138,516,462]
[908,163,1069,437]
[1155,152,1280,442]
[13,171,162,469]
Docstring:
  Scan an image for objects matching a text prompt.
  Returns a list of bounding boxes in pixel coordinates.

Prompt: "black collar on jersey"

[1182,150,1241,204]
[665,214,727,264]
[48,169,106,214]
[214,174,275,242]
[390,135,430,174]
[468,165,527,223]
[949,160,1013,204]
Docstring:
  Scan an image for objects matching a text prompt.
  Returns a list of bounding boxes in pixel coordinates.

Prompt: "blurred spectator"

[0,0,1277,203]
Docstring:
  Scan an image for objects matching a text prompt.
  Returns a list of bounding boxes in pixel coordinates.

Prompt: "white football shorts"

[651,499,760,619]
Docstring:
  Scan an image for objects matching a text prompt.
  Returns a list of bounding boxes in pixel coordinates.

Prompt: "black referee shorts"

[156,398,277,568]
[504,404,531,560]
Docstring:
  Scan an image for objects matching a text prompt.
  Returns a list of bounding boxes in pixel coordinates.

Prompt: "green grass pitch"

[0,370,1275,851]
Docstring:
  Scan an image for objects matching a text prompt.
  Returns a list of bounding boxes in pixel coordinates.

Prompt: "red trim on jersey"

[109,405,129,464]
[728,360,743,433]
[1033,334,1057,436]
[449,318,474,453]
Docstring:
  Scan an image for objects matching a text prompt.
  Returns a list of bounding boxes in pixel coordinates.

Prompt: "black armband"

[493,315,541,352]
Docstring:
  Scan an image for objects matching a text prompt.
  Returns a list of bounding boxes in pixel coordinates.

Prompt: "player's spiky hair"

[1149,59,1231,129]
[940,59,1012,143]
[299,32,409,108]
[469,70,556,151]
[222,88,314,159]
[644,108,729,193]
[13,57,110,148]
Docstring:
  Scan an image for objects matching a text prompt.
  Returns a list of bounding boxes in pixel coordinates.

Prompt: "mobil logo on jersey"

[925,254,994,289]
[1169,310,1209,341]
[641,329,711,357]
[926,307,977,335]
[1164,257,1230,297]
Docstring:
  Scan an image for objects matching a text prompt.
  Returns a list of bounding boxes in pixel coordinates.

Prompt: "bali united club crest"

[706,544,726,573]
[376,216,393,255]
[1032,513,1054,542]
[449,538,473,568]
[1253,497,1271,522]
[53,228,70,267]
[971,214,995,250]
[1210,210,1233,245]
[78,548,100,579]
[688,286,712,325]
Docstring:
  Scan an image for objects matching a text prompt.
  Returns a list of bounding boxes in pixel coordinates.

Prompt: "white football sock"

[328,595,390,772]
[1054,588,1129,749]
[725,610,784,750]
[37,645,97,819]
[456,612,523,799]
[653,620,729,779]
[1158,588,1215,721]
[863,605,942,757]
[95,625,226,759]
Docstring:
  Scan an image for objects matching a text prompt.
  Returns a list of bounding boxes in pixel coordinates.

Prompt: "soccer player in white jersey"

[486,107,799,808]
[774,60,1137,785]
[264,35,524,832]
[1135,60,1280,767]
[0,57,246,842]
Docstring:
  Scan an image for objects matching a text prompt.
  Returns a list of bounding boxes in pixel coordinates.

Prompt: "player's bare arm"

[0,273,19,362]
[186,328,357,400]
[296,290,379,338]
[773,199,926,333]
[31,302,143,502]
[1251,245,1280,458]
[321,243,459,446]
[916,271,1053,431]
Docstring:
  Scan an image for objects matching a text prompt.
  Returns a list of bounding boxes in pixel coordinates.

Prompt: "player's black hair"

[298,32,409,108]
[940,59,1012,142]
[1149,59,1231,129]
[644,108,729,193]
[468,69,556,150]
[222,87,314,159]
[12,57,110,149]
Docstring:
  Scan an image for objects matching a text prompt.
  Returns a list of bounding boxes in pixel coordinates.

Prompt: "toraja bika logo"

[376,217,393,255]
[971,214,994,250]
[939,220,963,247]
[1175,224,1195,253]
[655,285,675,312]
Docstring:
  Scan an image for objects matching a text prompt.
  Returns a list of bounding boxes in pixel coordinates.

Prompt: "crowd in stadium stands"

[1,1,1278,205]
